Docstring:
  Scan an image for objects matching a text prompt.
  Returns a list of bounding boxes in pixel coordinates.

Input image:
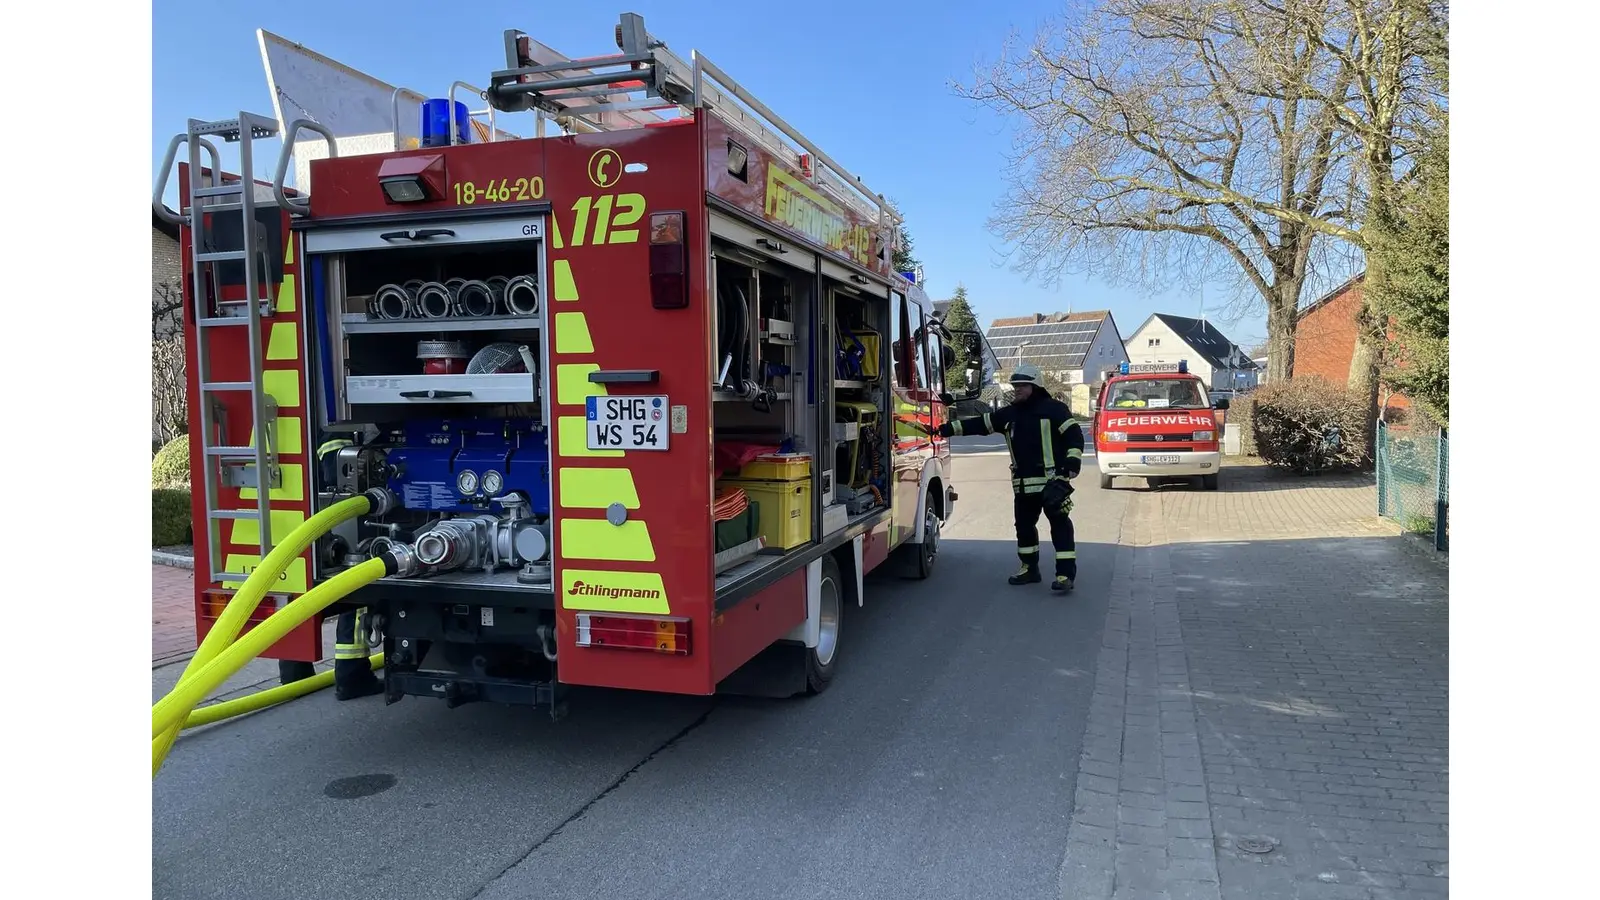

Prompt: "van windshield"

[1104,378,1210,410]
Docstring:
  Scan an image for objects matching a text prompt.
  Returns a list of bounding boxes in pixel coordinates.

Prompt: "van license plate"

[586,395,670,451]
[1141,454,1180,465]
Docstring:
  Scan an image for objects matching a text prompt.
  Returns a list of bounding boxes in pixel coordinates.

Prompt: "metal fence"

[1376,419,1449,550]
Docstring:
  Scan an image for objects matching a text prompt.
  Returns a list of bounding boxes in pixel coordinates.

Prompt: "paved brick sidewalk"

[1060,468,1449,900]
[154,564,198,667]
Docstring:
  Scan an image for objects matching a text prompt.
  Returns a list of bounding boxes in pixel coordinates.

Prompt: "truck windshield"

[1104,378,1210,410]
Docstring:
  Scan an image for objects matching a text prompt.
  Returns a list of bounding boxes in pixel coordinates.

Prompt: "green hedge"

[153,487,193,547]
[152,434,190,487]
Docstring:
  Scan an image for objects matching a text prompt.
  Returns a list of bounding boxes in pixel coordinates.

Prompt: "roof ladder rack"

[484,12,898,231]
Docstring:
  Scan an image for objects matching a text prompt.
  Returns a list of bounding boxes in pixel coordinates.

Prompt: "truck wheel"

[806,553,845,695]
[1099,472,1114,490]
[1202,473,1220,491]
[902,489,941,580]
[279,660,316,686]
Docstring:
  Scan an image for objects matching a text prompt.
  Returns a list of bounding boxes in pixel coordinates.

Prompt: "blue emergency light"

[421,99,471,148]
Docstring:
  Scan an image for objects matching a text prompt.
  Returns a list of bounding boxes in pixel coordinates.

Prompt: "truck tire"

[1202,473,1220,491]
[901,488,941,580]
[1099,472,1114,490]
[805,553,845,695]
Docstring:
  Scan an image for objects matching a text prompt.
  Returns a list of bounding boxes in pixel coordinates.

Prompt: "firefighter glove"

[1041,477,1071,512]
[934,422,955,438]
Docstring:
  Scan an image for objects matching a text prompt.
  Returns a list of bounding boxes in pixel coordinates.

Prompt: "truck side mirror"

[1214,397,1231,410]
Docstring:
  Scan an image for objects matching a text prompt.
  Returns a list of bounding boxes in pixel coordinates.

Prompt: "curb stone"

[153,550,194,569]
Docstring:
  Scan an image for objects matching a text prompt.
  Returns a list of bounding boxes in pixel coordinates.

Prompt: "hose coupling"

[363,487,401,517]
[383,542,423,578]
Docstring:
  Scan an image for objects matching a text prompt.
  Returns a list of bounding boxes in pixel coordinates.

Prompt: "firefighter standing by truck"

[924,363,1085,592]
[318,433,383,701]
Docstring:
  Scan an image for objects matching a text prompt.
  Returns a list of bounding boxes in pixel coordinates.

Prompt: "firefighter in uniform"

[926,363,1085,592]
[319,434,383,701]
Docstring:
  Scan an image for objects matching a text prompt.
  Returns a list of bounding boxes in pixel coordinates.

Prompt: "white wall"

[1076,319,1129,384]
[1125,318,1217,387]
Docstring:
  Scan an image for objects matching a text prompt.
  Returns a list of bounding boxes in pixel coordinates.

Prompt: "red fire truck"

[1093,361,1230,490]
[153,13,982,716]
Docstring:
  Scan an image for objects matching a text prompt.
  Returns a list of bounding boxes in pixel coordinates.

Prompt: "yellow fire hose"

[181,653,386,730]
[153,492,394,776]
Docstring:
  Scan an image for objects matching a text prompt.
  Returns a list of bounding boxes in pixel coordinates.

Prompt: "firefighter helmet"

[1009,363,1043,386]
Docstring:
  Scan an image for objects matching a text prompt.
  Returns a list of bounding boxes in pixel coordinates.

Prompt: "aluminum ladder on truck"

[154,112,283,586]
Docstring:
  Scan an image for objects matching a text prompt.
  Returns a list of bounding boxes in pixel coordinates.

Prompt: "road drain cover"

[324,774,397,800]
[1237,837,1277,854]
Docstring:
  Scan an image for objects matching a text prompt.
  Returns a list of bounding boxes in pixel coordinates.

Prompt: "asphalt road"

[153,439,1123,900]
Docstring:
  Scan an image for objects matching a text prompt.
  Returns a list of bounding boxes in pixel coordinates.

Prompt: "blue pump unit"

[385,418,550,514]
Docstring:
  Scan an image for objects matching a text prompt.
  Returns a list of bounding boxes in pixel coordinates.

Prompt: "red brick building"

[1293,273,1410,411]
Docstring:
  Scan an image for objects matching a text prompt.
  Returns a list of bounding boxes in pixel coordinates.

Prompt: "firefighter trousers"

[333,608,381,700]
[1014,491,1076,579]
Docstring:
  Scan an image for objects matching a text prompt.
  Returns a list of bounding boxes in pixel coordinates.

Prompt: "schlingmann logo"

[567,579,662,601]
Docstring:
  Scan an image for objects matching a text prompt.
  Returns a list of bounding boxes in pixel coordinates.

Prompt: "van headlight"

[1193,430,1215,441]
[1104,431,1127,442]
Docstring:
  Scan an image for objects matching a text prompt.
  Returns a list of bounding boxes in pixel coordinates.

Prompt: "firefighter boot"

[1008,564,1042,585]
[333,609,382,701]
[1051,575,1075,593]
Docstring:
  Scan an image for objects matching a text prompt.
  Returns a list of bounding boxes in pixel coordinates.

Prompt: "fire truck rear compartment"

[305,215,563,711]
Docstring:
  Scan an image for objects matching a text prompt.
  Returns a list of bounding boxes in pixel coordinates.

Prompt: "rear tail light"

[200,589,277,625]
[648,211,689,309]
[575,613,692,655]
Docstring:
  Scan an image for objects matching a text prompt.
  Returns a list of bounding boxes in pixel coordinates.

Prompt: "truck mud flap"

[385,669,567,720]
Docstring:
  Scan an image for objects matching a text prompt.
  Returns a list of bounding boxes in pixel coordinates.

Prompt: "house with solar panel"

[1125,313,1261,394]
[983,308,1131,408]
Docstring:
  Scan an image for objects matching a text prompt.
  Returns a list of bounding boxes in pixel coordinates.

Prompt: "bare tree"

[152,280,188,444]
[957,0,1374,383]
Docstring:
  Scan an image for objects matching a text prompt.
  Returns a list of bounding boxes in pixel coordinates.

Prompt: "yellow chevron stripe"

[266,322,299,361]
[557,416,622,458]
[227,508,308,547]
[223,554,308,594]
[553,259,579,301]
[275,273,297,313]
[554,312,594,354]
[263,370,301,408]
[238,463,305,502]
[556,363,606,406]
[560,468,640,509]
[245,416,304,457]
[559,519,656,562]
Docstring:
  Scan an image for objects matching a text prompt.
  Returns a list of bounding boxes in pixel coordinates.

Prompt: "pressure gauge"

[456,469,479,495]
[482,470,504,496]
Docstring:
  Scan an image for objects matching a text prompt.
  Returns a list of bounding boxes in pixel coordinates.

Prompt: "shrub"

[1248,378,1371,474]
[1228,394,1258,456]
[152,434,191,487]
[153,487,193,547]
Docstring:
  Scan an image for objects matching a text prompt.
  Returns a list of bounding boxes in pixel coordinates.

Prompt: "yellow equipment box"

[738,453,812,482]
[718,477,813,550]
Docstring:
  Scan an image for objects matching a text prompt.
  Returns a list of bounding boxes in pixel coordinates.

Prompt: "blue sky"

[153,0,1272,350]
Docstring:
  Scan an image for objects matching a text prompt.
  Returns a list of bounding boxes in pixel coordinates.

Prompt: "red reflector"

[575,613,691,655]
[649,210,689,309]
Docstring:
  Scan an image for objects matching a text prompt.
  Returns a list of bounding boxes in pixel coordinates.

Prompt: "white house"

[984,310,1129,386]
[1125,313,1260,392]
